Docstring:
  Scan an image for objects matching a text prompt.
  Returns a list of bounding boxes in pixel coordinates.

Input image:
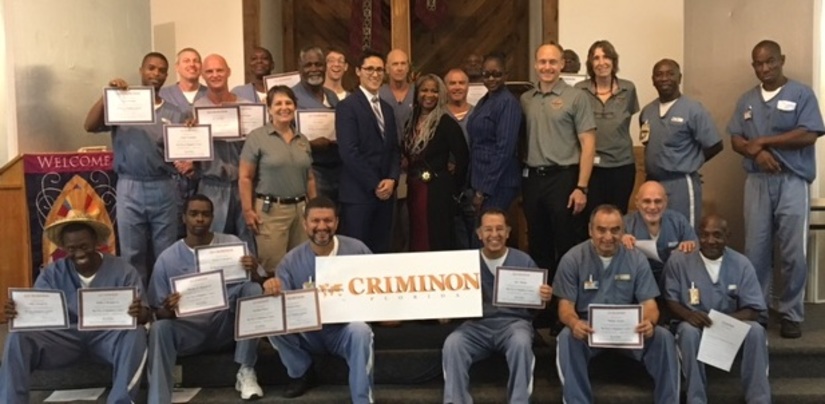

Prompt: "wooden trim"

[542,0,559,44]
[242,0,261,82]
[390,0,410,54]
[282,0,296,71]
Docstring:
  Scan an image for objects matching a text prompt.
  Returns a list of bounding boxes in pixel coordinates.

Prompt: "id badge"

[584,275,599,290]
[689,282,700,305]
[640,121,651,144]
[303,277,314,290]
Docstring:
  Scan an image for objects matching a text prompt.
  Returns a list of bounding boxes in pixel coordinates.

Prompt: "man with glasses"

[728,40,825,338]
[324,47,350,100]
[335,49,400,253]
[639,59,722,230]
[521,42,597,277]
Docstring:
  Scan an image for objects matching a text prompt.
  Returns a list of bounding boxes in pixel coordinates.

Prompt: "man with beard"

[147,194,265,402]
[232,46,274,104]
[639,59,722,229]
[728,40,825,338]
[664,214,770,403]
[0,211,150,404]
[84,52,190,284]
[442,208,552,404]
[325,47,350,100]
[554,205,679,404]
[194,54,256,253]
[292,46,342,203]
[263,196,374,402]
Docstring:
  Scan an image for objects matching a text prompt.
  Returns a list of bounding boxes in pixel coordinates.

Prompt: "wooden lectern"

[0,156,34,323]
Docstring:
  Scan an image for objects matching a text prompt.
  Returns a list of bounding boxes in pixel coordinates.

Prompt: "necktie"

[371,96,385,134]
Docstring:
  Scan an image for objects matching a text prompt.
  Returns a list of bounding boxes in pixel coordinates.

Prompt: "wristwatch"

[575,185,588,195]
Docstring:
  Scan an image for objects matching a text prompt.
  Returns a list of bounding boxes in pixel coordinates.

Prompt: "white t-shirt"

[761,85,782,102]
[482,249,509,276]
[183,89,199,104]
[701,253,723,284]
[599,255,613,270]
[659,98,678,117]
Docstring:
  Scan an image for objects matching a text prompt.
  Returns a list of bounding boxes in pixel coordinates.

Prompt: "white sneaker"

[235,367,264,400]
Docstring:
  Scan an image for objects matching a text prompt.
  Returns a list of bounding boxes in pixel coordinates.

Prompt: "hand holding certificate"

[195,242,250,283]
[171,271,229,317]
[588,304,644,349]
[296,110,336,141]
[78,288,136,331]
[195,106,241,139]
[235,289,321,340]
[8,289,69,331]
[164,125,214,161]
[284,289,322,333]
[104,86,156,125]
[493,267,548,309]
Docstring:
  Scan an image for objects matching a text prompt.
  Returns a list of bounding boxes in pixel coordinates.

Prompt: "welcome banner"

[315,250,482,323]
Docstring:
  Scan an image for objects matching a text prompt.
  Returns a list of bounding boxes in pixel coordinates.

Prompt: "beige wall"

[150,0,245,89]
[260,0,284,72]
[686,0,815,250]
[559,0,685,145]
[0,2,15,164]
[1,0,151,160]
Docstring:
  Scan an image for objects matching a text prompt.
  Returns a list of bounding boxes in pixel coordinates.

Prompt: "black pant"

[522,167,588,280]
[585,163,636,214]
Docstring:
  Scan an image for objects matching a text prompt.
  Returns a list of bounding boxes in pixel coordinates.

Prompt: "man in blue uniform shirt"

[231,46,273,104]
[640,59,723,229]
[664,214,770,404]
[728,40,825,338]
[0,211,150,404]
[84,52,190,284]
[554,204,679,404]
[263,196,374,403]
[147,194,265,402]
[442,208,552,404]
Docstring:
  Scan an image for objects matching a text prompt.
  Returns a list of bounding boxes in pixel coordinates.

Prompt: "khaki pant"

[254,198,307,273]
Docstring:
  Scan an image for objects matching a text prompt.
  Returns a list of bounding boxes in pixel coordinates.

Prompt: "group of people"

[0,36,820,403]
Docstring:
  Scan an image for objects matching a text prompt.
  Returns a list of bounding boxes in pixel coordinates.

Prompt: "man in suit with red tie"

[335,49,401,253]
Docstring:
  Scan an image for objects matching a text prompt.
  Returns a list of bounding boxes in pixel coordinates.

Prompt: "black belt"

[255,194,307,204]
[528,165,577,176]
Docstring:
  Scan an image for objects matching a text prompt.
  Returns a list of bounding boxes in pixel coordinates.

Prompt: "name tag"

[727,284,737,291]
[744,109,753,120]
[667,241,678,248]
[522,167,529,178]
[670,116,685,124]
[593,156,601,165]
[614,274,631,281]
[777,100,797,111]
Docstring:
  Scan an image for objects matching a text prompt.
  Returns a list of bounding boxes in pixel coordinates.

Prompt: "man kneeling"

[147,194,265,402]
[263,196,374,403]
[442,208,552,404]
[0,211,150,403]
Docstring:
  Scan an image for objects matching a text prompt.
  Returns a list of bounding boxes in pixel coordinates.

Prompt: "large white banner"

[315,250,482,323]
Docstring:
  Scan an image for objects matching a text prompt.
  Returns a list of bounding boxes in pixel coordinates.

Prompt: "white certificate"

[235,295,285,340]
[466,83,488,106]
[78,288,136,331]
[296,110,336,141]
[588,304,644,349]
[195,106,241,139]
[195,242,249,283]
[284,289,322,333]
[264,71,301,91]
[635,240,662,263]
[164,125,214,162]
[103,87,156,125]
[493,266,547,309]
[229,104,267,136]
[697,309,751,371]
[171,271,229,317]
[8,289,69,331]
[560,74,587,87]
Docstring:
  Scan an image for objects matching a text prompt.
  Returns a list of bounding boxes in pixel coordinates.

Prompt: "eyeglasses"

[361,66,385,75]
[481,70,504,79]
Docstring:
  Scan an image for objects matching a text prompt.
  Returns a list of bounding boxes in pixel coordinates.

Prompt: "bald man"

[194,54,256,253]
[640,59,722,229]
[622,181,697,285]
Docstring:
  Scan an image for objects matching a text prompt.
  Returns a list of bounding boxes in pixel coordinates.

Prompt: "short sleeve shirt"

[575,78,640,167]
[240,122,312,197]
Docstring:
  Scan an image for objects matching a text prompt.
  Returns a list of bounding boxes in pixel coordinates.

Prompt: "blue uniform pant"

[147,281,261,404]
[556,325,679,404]
[676,321,770,404]
[744,173,809,323]
[116,177,179,285]
[199,181,257,256]
[0,327,147,404]
[654,172,701,230]
[442,317,535,404]
[268,322,374,404]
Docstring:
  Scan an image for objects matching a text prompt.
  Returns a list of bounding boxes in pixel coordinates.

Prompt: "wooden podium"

[0,152,118,323]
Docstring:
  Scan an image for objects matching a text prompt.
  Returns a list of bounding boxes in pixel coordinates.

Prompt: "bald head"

[635,181,667,224]
[636,181,667,202]
[202,54,231,91]
[699,214,728,232]
[387,49,410,83]
[698,214,729,259]
[653,58,680,75]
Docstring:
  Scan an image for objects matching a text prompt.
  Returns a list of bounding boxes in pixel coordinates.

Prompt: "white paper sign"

[635,240,662,263]
[466,83,488,106]
[264,72,301,91]
[296,110,336,141]
[315,250,482,323]
[560,74,587,87]
[697,309,751,371]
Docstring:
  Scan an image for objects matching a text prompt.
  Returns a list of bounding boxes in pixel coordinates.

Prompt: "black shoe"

[283,367,315,398]
[780,319,802,339]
